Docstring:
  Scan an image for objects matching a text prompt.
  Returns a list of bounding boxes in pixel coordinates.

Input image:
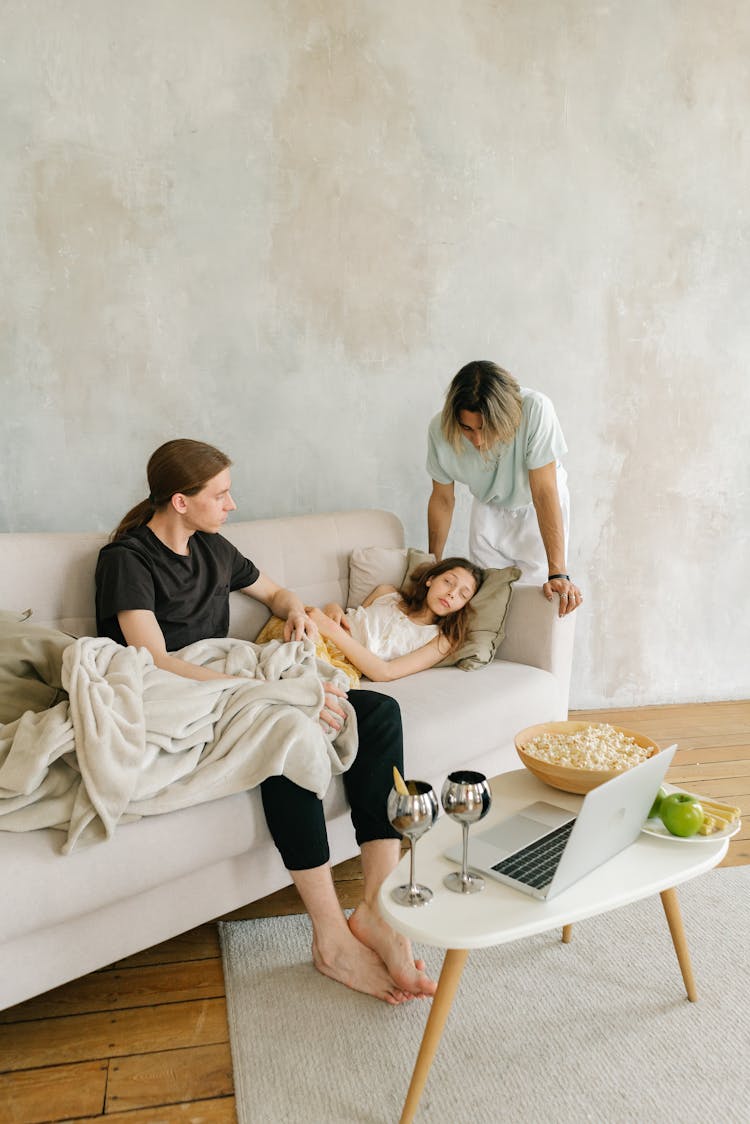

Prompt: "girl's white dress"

[345,592,439,659]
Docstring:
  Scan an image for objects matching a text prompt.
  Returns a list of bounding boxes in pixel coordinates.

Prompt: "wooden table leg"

[660,887,697,1001]
[399,947,469,1124]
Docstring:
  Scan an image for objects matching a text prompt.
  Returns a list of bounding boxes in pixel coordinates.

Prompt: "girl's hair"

[111,439,232,541]
[401,556,484,652]
[441,360,523,453]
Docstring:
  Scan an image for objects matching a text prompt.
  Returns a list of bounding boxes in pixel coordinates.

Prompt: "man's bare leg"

[348,839,437,997]
[290,864,410,1005]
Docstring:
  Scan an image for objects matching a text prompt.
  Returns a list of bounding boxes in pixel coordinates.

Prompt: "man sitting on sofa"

[95,437,436,1006]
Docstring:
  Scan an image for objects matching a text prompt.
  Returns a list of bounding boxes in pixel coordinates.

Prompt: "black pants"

[260,690,404,870]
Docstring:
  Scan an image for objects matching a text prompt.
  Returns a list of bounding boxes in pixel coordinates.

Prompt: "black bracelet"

[548,573,570,581]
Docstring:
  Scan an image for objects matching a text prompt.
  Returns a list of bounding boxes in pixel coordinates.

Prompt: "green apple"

[659,793,704,838]
[648,785,667,819]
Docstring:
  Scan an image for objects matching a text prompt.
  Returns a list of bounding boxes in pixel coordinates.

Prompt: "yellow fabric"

[255,616,362,689]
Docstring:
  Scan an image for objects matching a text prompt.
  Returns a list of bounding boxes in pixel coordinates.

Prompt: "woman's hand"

[543,576,583,618]
[322,602,351,631]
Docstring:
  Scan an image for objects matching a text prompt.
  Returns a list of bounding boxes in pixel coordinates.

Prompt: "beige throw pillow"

[347,546,437,608]
[347,547,408,608]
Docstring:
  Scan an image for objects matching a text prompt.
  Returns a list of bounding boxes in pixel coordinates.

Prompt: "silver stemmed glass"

[441,770,492,893]
[386,781,439,906]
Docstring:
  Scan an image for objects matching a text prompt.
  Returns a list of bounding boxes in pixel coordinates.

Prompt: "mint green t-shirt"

[426,387,567,509]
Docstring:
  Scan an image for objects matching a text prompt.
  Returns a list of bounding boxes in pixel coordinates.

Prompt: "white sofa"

[0,508,574,1010]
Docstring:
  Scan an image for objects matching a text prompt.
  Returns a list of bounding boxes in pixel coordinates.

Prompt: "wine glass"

[441,770,492,893]
[386,781,439,906]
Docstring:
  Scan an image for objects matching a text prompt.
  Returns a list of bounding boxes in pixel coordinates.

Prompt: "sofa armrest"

[496,585,576,717]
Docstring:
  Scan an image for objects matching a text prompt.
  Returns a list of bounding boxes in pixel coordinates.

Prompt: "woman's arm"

[118,610,236,681]
[307,608,450,682]
[427,480,455,561]
[528,462,582,617]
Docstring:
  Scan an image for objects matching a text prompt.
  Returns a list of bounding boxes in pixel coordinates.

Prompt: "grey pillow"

[0,611,73,725]
[436,566,521,670]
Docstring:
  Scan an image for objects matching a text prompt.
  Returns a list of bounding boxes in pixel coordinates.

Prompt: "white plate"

[641,816,740,843]
[642,785,741,843]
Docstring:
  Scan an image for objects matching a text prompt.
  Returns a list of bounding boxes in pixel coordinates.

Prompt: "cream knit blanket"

[0,635,356,851]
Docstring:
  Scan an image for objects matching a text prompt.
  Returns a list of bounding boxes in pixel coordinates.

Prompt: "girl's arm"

[307,608,451,682]
[320,585,399,631]
[361,584,399,608]
[321,601,350,629]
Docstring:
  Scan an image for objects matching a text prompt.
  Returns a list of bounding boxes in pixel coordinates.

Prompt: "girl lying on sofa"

[304,557,483,683]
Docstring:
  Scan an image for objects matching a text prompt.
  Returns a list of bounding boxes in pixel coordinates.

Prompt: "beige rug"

[220,866,750,1123]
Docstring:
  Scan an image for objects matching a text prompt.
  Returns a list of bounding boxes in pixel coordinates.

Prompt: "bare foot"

[312,927,411,1005]
[349,902,437,997]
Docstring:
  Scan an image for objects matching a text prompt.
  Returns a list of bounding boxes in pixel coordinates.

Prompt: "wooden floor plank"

[0,1061,107,1124]
[0,960,225,1025]
[65,1097,236,1123]
[0,999,229,1073]
[107,926,220,970]
[105,1043,233,1113]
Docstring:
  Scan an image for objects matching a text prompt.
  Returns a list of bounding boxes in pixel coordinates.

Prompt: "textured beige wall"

[1,1,748,707]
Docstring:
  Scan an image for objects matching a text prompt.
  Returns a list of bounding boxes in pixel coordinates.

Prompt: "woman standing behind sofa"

[95,438,436,1005]
[427,360,582,617]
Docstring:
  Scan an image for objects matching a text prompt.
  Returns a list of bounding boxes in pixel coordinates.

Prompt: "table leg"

[399,947,469,1124]
[660,886,697,1001]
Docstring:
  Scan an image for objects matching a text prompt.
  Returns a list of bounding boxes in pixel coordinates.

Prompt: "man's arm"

[528,462,582,617]
[118,610,235,681]
[244,572,347,728]
[241,572,318,641]
[427,480,455,561]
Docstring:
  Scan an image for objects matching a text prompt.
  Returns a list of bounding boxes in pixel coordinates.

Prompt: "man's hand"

[543,576,583,618]
[283,608,318,642]
[319,681,347,732]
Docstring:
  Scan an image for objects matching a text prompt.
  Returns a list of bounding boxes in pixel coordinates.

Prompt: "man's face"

[457,409,485,449]
[180,468,236,533]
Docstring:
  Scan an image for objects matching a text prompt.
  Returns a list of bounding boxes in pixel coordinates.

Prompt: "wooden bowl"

[514,721,661,795]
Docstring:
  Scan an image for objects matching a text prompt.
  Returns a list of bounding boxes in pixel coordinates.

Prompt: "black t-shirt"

[95,526,259,650]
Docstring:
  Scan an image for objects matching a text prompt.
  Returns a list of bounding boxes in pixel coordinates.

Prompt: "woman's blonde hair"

[441,360,523,453]
[111,439,232,541]
[401,557,483,653]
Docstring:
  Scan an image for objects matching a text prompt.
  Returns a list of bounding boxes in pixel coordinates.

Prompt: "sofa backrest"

[0,509,405,640]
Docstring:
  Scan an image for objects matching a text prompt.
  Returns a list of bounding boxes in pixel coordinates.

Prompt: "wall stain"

[267,4,432,360]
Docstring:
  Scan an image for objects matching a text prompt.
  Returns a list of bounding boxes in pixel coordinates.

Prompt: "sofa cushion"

[0,611,73,725]
[365,658,562,783]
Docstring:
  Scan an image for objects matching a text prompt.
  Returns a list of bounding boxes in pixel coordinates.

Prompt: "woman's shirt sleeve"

[524,391,568,470]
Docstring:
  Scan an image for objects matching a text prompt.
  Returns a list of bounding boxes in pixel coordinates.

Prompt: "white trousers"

[468,467,570,585]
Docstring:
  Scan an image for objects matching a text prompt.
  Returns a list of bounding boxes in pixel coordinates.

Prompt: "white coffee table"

[379,768,729,1124]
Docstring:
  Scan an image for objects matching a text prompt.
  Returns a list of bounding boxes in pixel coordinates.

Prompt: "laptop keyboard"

[491,819,576,889]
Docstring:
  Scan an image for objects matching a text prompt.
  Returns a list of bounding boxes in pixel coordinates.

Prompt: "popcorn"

[522,724,651,772]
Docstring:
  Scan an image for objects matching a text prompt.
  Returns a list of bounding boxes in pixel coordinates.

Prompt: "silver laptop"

[444,746,676,901]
